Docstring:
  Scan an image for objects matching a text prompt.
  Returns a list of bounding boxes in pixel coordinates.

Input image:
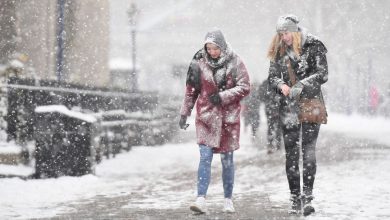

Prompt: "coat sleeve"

[180,84,200,116]
[219,58,250,105]
[180,53,201,116]
[300,41,328,89]
[268,60,284,92]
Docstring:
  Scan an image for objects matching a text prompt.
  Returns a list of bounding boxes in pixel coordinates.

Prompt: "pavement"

[24,125,386,220]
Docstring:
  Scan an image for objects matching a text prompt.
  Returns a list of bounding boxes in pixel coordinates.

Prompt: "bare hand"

[280,84,290,96]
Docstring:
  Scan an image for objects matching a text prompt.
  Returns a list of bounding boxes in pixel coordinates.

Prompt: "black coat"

[268,33,328,126]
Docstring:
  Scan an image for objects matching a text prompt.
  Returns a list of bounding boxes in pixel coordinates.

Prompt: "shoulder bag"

[286,59,327,124]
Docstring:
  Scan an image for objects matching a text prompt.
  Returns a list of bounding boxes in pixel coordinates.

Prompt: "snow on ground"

[265,145,390,220]
[322,112,390,146]
[0,112,389,219]
[257,112,390,220]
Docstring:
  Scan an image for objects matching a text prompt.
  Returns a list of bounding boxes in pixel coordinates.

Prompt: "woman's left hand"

[280,84,290,97]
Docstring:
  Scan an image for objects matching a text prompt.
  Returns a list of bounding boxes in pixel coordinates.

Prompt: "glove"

[208,93,222,105]
[179,115,189,130]
[289,82,304,99]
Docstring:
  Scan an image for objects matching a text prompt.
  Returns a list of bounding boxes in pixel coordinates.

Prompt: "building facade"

[1,0,110,87]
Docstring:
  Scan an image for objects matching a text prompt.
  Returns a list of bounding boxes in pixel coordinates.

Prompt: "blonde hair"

[267,32,302,61]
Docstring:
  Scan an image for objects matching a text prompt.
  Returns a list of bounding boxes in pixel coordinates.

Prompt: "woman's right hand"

[280,84,290,96]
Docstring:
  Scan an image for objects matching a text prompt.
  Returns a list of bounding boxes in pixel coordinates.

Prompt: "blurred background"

[1,0,389,115]
[111,0,390,116]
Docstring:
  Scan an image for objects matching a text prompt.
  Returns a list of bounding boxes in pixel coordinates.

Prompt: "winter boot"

[302,195,315,216]
[222,198,235,213]
[288,194,302,214]
[190,196,206,214]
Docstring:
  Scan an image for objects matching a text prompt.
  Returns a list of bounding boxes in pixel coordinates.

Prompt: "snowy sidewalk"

[1,113,390,219]
[51,129,390,220]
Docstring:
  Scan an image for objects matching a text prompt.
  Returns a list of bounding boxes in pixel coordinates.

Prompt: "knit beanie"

[276,14,299,33]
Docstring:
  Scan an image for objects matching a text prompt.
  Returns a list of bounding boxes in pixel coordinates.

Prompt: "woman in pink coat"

[179,29,250,214]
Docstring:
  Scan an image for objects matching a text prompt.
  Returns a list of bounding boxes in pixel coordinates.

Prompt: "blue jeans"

[197,144,234,198]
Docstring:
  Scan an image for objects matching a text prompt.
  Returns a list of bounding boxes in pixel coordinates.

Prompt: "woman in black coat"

[267,14,328,216]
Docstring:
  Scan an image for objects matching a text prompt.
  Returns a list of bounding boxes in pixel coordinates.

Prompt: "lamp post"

[56,0,65,82]
[127,3,138,92]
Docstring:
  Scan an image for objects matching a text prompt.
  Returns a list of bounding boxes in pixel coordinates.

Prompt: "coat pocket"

[223,104,241,124]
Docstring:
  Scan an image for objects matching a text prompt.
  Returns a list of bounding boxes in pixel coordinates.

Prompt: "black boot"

[302,195,315,216]
[288,194,302,214]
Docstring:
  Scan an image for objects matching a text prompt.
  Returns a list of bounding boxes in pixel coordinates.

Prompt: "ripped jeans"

[197,144,234,198]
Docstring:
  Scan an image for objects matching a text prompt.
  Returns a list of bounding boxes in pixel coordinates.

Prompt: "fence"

[3,77,179,177]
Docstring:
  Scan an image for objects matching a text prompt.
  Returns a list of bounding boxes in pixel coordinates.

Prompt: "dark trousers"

[282,122,320,197]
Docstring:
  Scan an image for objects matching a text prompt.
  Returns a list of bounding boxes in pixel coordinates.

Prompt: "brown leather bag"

[286,59,328,124]
[298,98,327,124]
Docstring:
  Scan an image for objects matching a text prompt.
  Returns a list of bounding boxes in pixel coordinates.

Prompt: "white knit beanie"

[276,14,299,33]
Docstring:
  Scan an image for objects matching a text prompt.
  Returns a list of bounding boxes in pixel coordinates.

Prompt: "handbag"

[298,98,327,124]
[286,59,328,124]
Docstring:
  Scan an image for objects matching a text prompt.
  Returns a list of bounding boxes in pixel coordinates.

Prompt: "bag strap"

[319,90,328,115]
[286,59,297,86]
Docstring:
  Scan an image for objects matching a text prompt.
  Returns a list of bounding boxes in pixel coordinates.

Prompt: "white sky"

[0,112,389,219]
